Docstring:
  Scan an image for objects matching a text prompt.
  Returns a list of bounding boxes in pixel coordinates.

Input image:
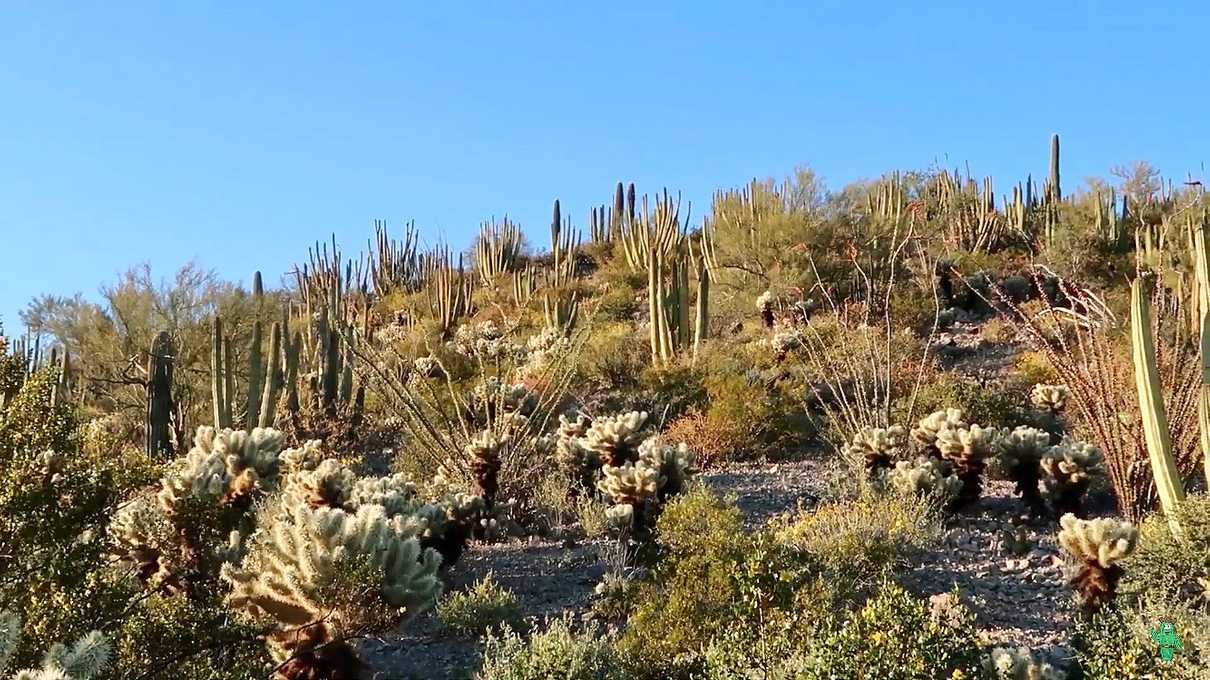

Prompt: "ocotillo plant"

[1130,274,1187,539]
[145,330,175,458]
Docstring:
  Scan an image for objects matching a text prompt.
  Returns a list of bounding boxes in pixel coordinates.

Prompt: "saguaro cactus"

[145,331,175,458]
[1130,276,1186,539]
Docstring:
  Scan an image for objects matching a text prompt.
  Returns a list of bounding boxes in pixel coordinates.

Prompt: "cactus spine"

[146,331,175,458]
[1129,276,1186,539]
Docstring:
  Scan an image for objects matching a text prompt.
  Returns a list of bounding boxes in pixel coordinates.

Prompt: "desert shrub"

[772,490,941,592]
[578,322,647,392]
[594,281,641,322]
[438,573,522,637]
[1072,603,1203,680]
[110,594,269,679]
[900,372,1027,430]
[653,486,746,560]
[477,615,624,680]
[634,363,706,425]
[1120,494,1210,606]
[801,581,985,679]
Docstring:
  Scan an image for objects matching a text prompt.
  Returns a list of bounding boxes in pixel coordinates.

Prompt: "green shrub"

[438,573,523,638]
[1072,604,1200,680]
[654,486,746,561]
[477,615,623,680]
[900,373,1027,430]
[801,581,985,679]
[1121,494,1210,607]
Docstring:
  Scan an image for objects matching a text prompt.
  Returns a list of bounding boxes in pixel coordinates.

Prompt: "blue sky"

[2,1,1207,327]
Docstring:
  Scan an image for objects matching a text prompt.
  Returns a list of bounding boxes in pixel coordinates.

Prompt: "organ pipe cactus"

[210,311,286,431]
[1130,275,1186,539]
[474,217,523,285]
[1193,214,1210,488]
[1057,513,1138,615]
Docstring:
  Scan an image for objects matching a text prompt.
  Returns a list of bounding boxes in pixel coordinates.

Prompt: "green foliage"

[1121,494,1210,606]
[901,373,1027,430]
[477,615,624,680]
[110,594,269,679]
[1073,605,1196,680]
[800,581,985,679]
[437,573,522,638]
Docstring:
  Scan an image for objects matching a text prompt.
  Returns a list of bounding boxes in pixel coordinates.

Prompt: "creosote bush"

[437,572,522,637]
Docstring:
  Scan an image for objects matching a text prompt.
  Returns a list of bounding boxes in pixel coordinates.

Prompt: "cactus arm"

[1130,277,1186,539]
[245,320,263,429]
[211,316,228,429]
[258,322,283,429]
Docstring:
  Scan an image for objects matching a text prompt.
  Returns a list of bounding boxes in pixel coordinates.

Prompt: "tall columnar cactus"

[1130,276,1186,539]
[145,330,175,458]
[1048,133,1061,203]
[1057,514,1137,615]
[549,199,579,289]
[474,217,523,285]
[211,314,287,431]
[691,246,710,362]
[1193,215,1210,487]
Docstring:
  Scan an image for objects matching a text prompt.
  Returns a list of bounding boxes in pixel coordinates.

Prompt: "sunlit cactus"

[842,425,910,474]
[996,426,1053,515]
[983,646,1066,680]
[887,455,963,504]
[1030,384,1070,414]
[1057,513,1138,615]
[283,457,358,509]
[157,426,285,510]
[109,495,184,592]
[466,430,509,508]
[0,612,112,680]
[911,408,967,453]
[755,290,775,328]
[637,438,695,500]
[554,413,600,492]
[412,356,445,380]
[221,502,442,676]
[579,411,650,467]
[1040,439,1103,517]
[935,423,998,506]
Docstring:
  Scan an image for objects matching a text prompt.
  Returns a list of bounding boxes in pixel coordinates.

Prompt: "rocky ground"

[365,321,1085,678]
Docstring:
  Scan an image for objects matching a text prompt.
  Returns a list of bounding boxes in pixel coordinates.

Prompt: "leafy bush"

[801,582,985,679]
[1121,494,1210,607]
[477,615,623,680]
[438,573,523,637]
[901,373,1027,430]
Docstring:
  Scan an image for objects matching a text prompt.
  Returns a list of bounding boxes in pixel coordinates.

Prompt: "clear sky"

[2,1,1207,327]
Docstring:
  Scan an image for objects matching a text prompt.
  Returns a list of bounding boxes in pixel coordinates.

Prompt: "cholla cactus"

[911,408,967,453]
[983,646,1065,680]
[554,413,600,492]
[935,423,999,506]
[769,326,803,359]
[222,502,442,673]
[109,496,184,591]
[842,425,910,474]
[1040,439,1103,517]
[0,613,112,680]
[579,411,649,467]
[452,320,521,360]
[278,439,329,473]
[996,426,1053,516]
[756,291,775,328]
[1,610,20,675]
[1030,384,1070,413]
[597,463,660,509]
[158,426,285,510]
[466,430,509,507]
[1057,513,1138,614]
[282,457,358,509]
[887,455,963,503]
[412,356,445,379]
[637,439,695,500]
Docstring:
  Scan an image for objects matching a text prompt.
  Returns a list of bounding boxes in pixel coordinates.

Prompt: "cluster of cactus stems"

[474,217,523,285]
[427,251,475,336]
[0,611,112,680]
[646,234,711,364]
[0,332,72,411]
[620,189,688,272]
[368,219,425,296]
[1057,514,1138,615]
[1129,274,1188,540]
